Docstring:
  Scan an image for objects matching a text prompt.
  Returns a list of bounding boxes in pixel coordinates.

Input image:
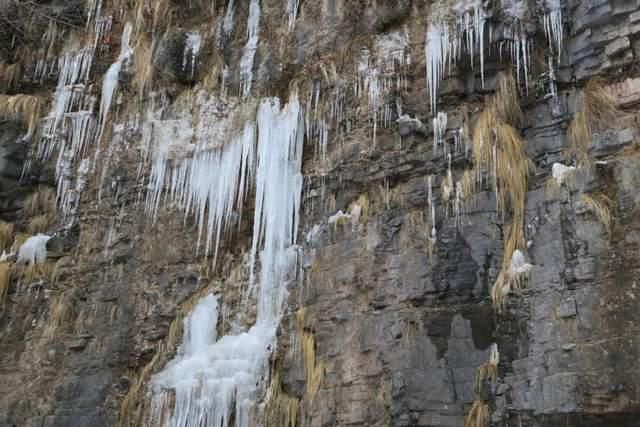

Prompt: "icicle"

[98,22,133,141]
[432,111,447,155]
[239,0,260,98]
[285,0,301,31]
[223,0,236,35]
[425,22,449,113]
[182,32,202,79]
[544,0,563,60]
[150,94,304,427]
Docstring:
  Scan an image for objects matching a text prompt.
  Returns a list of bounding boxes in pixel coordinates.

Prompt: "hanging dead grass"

[0,262,13,309]
[348,193,370,226]
[24,186,55,216]
[133,34,155,100]
[203,51,226,91]
[11,232,29,252]
[581,193,613,234]
[464,399,490,427]
[491,71,522,125]
[472,72,533,311]
[0,221,14,252]
[296,306,325,402]
[43,291,74,341]
[461,169,475,201]
[265,371,300,427]
[301,331,325,401]
[27,214,52,234]
[569,77,620,164]
[0,94,42,137]
[474,344,499,394]
[18,261,55,284]
[0,62,22,93]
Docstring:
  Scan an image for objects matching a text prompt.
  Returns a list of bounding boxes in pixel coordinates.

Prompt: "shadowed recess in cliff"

[147,94,304,427]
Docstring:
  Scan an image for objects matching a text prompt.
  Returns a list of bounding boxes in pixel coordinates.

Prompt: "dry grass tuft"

[265,372,300,427]
[0,221,14,252]
[0,94,42,137]
[581,193,613,234]
[464,399,490,427]
[27,214,52,234]
[492,71,522,125]
[569,77,620,164]
[474,344,499,393]
[24,186,55,216]
[461,169,475,201]
[0,62,22,93]
[133,35,155,101]
[43,291,74,341]
[0,262,13,309]
[11,232,29,252]
[472,71,533,311]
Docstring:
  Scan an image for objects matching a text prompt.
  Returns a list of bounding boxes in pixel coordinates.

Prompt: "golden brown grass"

[474,344,499,393]
[569,77,620,164]
[133,35,155,100]
[464,399,490,427]
[581,193,613,234]
[0,62,22,93]
[24,186,55,216]
[265,372,300,427]
[11,232,29,253]
[0,262,13,309]
[0,221,14,252]
[0,94,42,137]
[43,291,74,341]
[296,307,325,402]
[27,214,52,234]
[472,71,533,311]
[491,71,522,125]
[461,169,475,201]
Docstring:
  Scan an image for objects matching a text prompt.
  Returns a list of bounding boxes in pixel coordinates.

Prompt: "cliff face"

[1,1,640,426]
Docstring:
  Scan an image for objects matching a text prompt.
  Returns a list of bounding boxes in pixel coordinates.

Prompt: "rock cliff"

[1,1,640,426]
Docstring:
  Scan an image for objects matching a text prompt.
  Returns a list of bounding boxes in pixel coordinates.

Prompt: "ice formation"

[17,234,51,264]
[183,32,202,79]
[433,111,447,154]
[285,0,301,31]
[98,22,133,140]
[223,0,236,35]
[425,23,450,113]
[544,0,563,60]
[509,249,533,274]
[552,162,575,186]
[239,0,261,98]
[425,1,488,112]
[150,95,304,427]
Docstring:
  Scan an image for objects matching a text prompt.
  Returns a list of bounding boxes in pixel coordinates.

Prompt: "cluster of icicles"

[31,1,116,229]
[147,95,304,427]
[425,0,563,112]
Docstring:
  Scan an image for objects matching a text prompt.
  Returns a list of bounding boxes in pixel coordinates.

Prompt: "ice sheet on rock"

[150,95,304,427]
[223,0,236,35]
[17,234,51,264]
[150,294,275,427]
[552,162,575,186]
[239,0,260,98]
[509,249,533,274]
[285,0,301,31]
[98,22,133,141]
[183,32,202,79]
